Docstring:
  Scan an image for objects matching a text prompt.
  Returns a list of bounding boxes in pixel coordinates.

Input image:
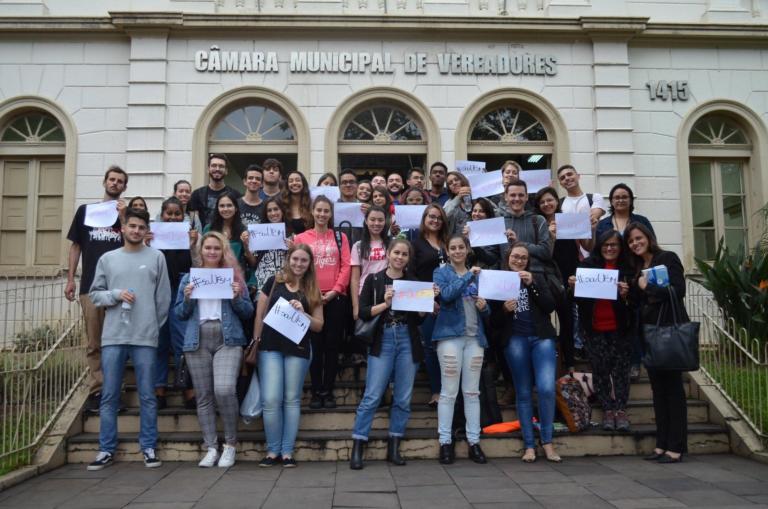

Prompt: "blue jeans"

[420,314,441,395]
[259,350,311,456]
[155,290,186,388]
[436,337,484,445]
[504,335,557,449]
[100,345,157,453]
[352,324,418,441]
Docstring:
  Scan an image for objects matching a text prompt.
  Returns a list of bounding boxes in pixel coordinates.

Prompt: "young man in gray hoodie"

[87,208,171,470]
[501,179,553,273]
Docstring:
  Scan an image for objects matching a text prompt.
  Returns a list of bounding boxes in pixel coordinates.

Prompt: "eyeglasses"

[612,195,631,201]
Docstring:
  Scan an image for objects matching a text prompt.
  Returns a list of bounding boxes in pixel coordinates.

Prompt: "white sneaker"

[198,447,219,468]
[218,445,236,468]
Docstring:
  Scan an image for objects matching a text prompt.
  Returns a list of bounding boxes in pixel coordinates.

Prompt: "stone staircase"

[66,362,730,464]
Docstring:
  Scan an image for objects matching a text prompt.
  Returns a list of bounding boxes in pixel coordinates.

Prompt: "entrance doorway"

[466,153,551,173]
[221,153,298,193]
[339,153,425,181]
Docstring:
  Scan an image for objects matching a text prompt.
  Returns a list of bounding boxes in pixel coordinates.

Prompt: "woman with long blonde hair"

[176,231,253,468]
[253,244,324,468]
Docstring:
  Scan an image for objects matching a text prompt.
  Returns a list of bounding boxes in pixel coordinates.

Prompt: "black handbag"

[173,353,192,390]
[353,275,380,346]
[642,286,700,371]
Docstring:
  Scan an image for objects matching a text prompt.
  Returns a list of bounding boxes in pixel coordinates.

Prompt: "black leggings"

[648,368,688,453]
[310,295,347,395]
[585,331,631,412]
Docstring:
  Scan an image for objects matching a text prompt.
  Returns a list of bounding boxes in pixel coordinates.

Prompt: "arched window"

[0,111,66,268]
[466,105,553,172]
[338,103,427,179]
[208,103,298,186]
[688,114,752,261]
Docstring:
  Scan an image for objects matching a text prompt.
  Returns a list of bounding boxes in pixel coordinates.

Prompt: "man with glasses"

[338,169,359,203]
[188,154,242,229]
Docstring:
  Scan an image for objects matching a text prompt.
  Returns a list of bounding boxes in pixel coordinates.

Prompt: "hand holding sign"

[263,296,310,344]
[392,280,434,313]
[85,201,119,227]
[467,170,504,199]
[574,268,619,300]
[466,217,507,247]
[248,223,286,251]
[555,213,592,239]
[190,268,234,299]
[150,222,190,250]
[478,269,520,301]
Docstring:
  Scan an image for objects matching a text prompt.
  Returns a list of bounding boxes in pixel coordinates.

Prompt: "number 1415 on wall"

[645,80,689,101]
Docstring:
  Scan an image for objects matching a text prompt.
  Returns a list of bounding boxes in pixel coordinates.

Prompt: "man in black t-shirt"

[65,166,128,411]
[188,153,242,228]
[238,164,265,225]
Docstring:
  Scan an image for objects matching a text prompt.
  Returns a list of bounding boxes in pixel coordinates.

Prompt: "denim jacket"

[432,264,490,347]
[175,273,254,352]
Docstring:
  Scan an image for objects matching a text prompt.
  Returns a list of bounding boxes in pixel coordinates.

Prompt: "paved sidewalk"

[2,454,768,508]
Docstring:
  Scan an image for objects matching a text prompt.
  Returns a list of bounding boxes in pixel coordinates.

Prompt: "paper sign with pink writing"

[190,268,234,299]
[150,221,190,250]
[574,268,619,300]
[392,280,434,313]
[478,269,520,301]
[263,296,310,344]
[84,201,119,227]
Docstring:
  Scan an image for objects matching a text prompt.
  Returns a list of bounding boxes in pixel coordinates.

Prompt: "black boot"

[439,443,455,465]
[468,443,487,464]
[350,439,365,470]
[386,437,406,466]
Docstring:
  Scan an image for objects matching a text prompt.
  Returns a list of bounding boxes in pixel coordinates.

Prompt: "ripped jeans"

[436,336,484,445]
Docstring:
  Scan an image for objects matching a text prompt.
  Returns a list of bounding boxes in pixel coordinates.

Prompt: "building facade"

[0,0,766,274]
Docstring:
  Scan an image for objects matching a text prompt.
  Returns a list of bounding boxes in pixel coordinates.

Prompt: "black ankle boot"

[350,439,365,470]
[439,443,455,465]
[386,437,406,466]
[468,443,487,464]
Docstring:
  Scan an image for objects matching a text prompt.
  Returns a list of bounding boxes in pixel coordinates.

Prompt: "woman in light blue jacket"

[432,234,490,466]
[176,231,254,469]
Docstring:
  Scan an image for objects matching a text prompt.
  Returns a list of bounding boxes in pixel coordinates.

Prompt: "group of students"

[79,155,692,472]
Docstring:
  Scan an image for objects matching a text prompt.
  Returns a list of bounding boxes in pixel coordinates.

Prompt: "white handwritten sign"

[467,169,504,199]
[555,213,592,240]
[392,280,434,313]
[456,160,486,176]
[263,296,310,344]
[574,268,619,300]
[310,186,341,203]
[520,169,552,193]
[467,217,507,248]
[334,202,365,228]
[248,223,286,251]
[84,201,119,227]
[150,222,190,250]
[478,269,520,301]
[394,205,427,230]
[190,268,234,299]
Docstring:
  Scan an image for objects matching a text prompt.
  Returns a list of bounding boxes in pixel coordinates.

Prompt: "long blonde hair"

[276,243,322,312]
[199,231,247,296]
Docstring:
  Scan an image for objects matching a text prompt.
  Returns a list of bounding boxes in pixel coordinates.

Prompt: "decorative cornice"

[0,12,766,41]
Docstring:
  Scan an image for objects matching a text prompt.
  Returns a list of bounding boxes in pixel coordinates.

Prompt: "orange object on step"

[482,421,521,434]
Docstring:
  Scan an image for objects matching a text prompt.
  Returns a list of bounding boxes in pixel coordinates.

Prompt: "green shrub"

[695,239,768,346]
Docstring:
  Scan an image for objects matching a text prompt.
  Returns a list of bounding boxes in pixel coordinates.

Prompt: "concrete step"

[82,399,711,434]
[123,377,688,407]
[66,423,730,463]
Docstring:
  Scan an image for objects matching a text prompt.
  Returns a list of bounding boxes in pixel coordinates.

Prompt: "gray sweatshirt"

[89,246,171,348]
[502,209,553,274]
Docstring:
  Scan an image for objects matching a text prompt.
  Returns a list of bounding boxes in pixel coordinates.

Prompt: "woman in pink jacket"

[294,195,351,409]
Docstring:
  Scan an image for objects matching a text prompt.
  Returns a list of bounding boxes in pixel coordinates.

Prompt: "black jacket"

[359,269,425,362]
[633,250,689,326]
[501,272,557,342]
[574,255,634,337]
